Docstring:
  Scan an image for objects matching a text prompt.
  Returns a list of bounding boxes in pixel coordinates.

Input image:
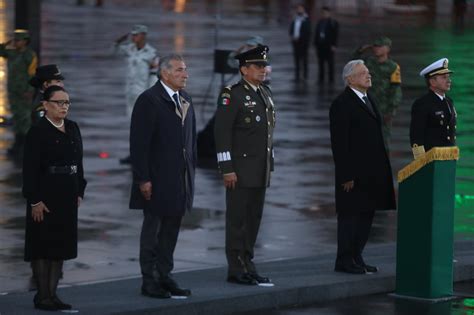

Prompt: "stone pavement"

[1,240,474,315]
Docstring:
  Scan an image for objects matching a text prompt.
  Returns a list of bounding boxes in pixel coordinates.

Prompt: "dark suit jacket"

[314,18,339,51]
[410,90,456,151]
[129,81,197,216]
[329,87,395,213]
[289,16,312,48]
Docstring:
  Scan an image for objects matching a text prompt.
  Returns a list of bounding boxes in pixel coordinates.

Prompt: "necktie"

[172,93,182,115]
[256,88,266,105]
[362,96,375,115]
[444,98,452,115]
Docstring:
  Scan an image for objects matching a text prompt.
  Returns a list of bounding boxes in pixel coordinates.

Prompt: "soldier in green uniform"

[214,45,276,286]
[0,29,38,156]
[353,36,402,151]
[29,64,65,125]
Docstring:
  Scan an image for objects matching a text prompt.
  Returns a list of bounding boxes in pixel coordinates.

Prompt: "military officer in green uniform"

[409,58,456,159]
[353,36,402,151]
[214,45,276,286]
[0,29,38,156]
[29,64,65,125]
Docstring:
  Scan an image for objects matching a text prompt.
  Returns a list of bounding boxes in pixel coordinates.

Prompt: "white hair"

[342,59,365,85]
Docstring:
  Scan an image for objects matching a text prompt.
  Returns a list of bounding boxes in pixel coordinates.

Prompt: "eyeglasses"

[48,100,71,107]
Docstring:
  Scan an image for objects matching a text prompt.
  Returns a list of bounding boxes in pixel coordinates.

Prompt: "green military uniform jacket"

[353,51,402,116]
[0,43,37,97]
[214,79,276,188]
[0,43,37,135]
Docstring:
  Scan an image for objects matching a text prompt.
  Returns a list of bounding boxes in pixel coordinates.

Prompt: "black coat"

[129,81,197,216]
[314,18,339,52]
[289,16,312,49]
[409,90,456,151]
[329,87,395,213]
[22,117,87,261]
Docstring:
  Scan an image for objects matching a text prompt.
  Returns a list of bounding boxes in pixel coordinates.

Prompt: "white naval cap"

[419,58,453,78]
[131,24,148,34]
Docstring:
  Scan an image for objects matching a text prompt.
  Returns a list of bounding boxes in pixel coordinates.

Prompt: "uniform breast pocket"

[429,111,446,127]
[239,108,258,127]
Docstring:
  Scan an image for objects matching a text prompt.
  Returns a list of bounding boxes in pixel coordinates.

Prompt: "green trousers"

[225,187,266,276]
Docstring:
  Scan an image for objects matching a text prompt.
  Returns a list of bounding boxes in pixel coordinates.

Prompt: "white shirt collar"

[160,80,179,102]
[349,87,367,101]
[434,92,445,100]
[243,79,259,92]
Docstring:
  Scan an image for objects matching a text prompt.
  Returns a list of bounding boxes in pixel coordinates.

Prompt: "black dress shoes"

[160,277,191,297]
[141,283,171,299]
[227,273,258,285]
[334,264,366,274]
[34,295,58,311]
[52,295,72,310]
[362,264,378,273]
[249,273,273,285]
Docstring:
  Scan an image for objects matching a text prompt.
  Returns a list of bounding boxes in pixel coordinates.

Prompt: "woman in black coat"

[22,85,86,311]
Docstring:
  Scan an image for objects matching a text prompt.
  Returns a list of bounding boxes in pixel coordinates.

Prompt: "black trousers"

[335,211,375,267]
[139,209,182,285]
[226,187,266,276]
[292,41,309,80]
[316,47,335,83]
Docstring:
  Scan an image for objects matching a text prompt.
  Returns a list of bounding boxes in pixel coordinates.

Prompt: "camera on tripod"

[214,49,239,74]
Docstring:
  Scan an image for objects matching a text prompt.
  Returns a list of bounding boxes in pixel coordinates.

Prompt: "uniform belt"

[48,165,78,175]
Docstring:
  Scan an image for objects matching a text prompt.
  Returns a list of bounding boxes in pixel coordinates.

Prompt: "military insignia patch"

[256,115,261,122]
[245,117,251,123]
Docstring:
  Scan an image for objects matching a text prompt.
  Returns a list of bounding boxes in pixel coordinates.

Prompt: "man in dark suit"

[410,58,456,159]
[329,60,396,274]
[129,54,196,298]
[214,46,276,286]
[314,6,339,84]
[289,4,311,82]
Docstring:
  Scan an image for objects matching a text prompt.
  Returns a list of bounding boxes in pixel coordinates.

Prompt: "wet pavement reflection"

[0,0,473,294]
